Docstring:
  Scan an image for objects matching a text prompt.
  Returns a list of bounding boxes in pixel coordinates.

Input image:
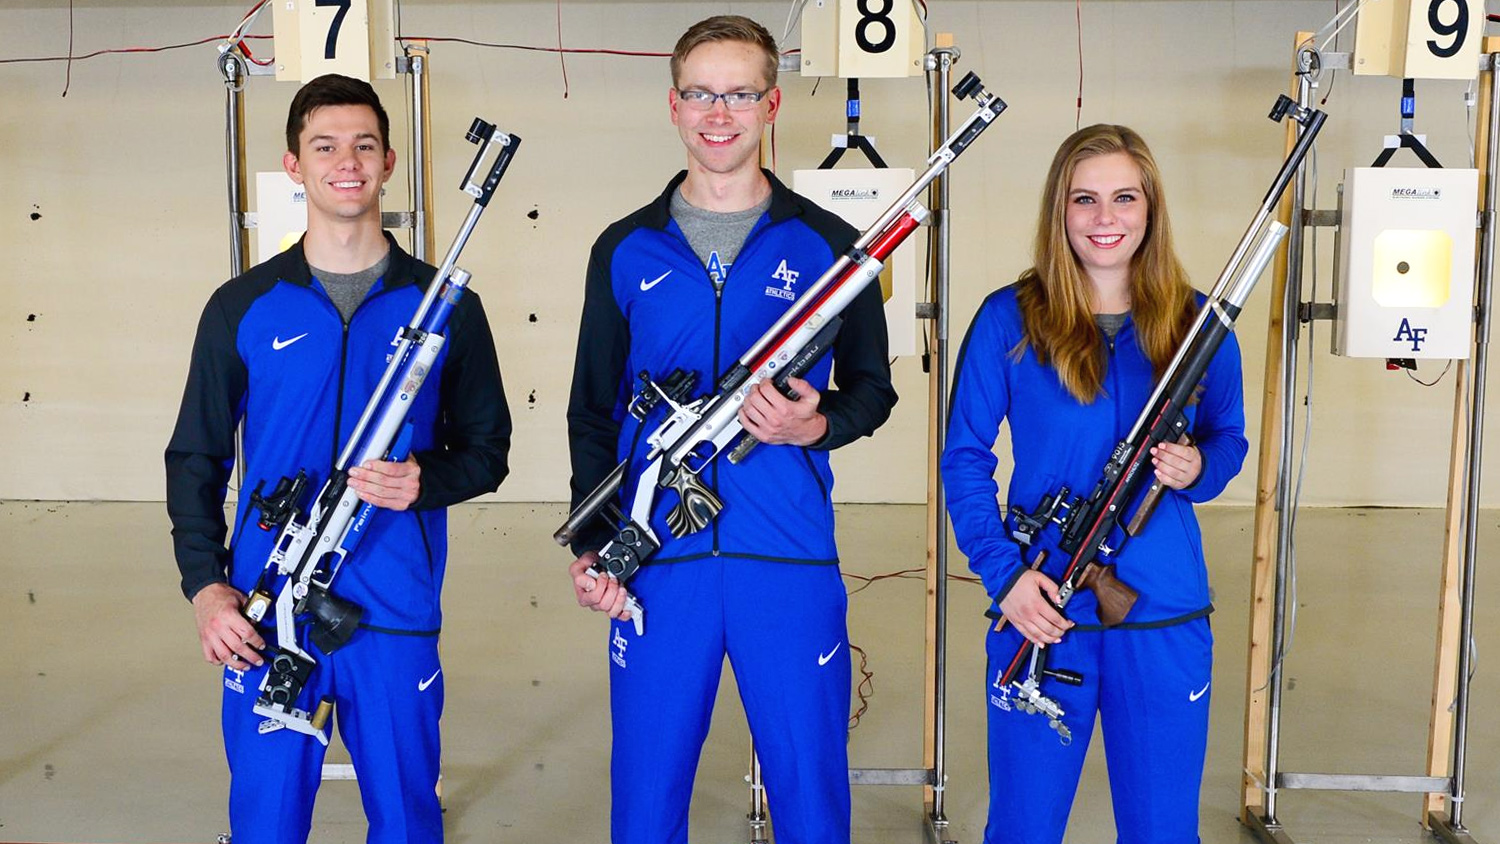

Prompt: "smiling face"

[669,39,780,180]
[282,103,396,229]
[1064,151,1149,285]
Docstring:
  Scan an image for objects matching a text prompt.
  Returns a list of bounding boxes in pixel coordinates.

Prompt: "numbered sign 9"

[801,0,924,78]
[1354,0,1482,80]
[273,0,397,83]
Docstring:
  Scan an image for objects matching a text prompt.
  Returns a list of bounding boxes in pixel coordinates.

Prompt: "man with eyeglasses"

[563,13,896,844]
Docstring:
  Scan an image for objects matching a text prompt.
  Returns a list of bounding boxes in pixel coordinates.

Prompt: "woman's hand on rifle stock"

[1000,570,1074,646]
[1149,440,1202,490]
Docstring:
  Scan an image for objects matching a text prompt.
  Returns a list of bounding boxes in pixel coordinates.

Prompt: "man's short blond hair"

[670,15,779,90]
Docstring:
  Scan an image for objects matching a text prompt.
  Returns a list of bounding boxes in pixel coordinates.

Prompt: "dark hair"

[670,15,779,90]
[285,74,391,154]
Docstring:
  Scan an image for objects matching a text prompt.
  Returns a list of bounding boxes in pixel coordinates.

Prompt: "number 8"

[855,0,897,54]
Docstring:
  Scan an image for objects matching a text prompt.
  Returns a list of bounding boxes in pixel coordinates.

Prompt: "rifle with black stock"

[555,72,1009,635]
[993,96,1325,743]
[239,118,519,744]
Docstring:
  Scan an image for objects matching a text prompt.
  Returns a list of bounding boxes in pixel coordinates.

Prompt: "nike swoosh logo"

[1189,680,1211,702]
[817,643,842,666]
[639,270,671,292]
[272,332,309,350]
[418,668,441,692]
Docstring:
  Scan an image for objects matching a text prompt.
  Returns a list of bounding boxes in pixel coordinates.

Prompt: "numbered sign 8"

[801,0,925,78]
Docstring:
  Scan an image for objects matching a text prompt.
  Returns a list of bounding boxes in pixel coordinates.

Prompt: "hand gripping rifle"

[554,73,1007,635]
[239,119,519,744]
[991,97,1324,744]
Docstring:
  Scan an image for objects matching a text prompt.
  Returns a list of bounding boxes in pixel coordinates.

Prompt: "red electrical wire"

[1075,0,1084,129]
[0,34,271,65]
[555,0,569,98]
[848,643,874,730]
[397,36,667,58]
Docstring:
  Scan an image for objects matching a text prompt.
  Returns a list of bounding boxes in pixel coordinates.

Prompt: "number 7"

[316,0,353,61]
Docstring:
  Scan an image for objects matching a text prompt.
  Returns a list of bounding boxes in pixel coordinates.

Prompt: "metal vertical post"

[747,745,768,843]
[928,44,955,832]
[1444,49,1498,833]
[1263,56,1316,825]
[219,49,250,278]
[407,45,433,261]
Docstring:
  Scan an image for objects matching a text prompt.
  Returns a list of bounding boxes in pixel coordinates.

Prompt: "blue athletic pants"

[221,631,444,844]
[983,616,1213,844]
[609,559,851,844]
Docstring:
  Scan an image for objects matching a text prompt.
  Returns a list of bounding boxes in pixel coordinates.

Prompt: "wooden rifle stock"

[1077,562,1137,626]
[990,551,1139,632]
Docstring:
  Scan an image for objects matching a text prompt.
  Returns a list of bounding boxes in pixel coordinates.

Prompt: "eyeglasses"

[674,89,769,111]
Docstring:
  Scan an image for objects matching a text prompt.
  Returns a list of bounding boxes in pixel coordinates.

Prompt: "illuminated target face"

[1371,229,1453,308]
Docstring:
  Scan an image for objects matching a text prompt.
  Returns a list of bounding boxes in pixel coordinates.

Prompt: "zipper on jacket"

[668,217,774,560]
[712,279,723,557]
[332,321,350,469]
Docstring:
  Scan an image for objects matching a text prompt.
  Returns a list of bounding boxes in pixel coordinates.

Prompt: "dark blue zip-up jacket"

[166,234,511,634]
[567,171,898,565]
[941,284,1247,628]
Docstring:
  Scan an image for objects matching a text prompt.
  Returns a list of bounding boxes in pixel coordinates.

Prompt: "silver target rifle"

[240,119,519,744]
[554,72,1007,635]
[993,96,1325,744]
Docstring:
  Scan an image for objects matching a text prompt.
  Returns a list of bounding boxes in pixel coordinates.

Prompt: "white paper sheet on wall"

[792,167,919,357]
[255,171,308,264]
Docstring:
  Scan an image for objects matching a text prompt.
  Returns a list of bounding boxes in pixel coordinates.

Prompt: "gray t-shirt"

[312,250,391,324]
[670,188,771,287]
[1095,311,1129,339]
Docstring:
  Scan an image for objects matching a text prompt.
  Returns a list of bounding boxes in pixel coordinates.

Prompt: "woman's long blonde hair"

[1014,124,1196,402]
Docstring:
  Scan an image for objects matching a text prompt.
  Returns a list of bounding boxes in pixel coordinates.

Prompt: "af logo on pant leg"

[224,665,246,694]
[990,668,1012,712]
[612,627,629,669]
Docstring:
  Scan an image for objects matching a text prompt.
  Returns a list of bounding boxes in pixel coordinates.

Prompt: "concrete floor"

[1,501,1496,843]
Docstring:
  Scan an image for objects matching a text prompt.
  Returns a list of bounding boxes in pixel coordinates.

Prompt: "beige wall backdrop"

[1,0,1495,505]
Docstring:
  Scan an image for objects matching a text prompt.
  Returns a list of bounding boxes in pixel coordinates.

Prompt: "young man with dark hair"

[167,73,510,843]
[566,15,896,844]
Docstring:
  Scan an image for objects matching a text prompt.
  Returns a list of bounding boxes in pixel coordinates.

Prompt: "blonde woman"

[942,125,1247,844]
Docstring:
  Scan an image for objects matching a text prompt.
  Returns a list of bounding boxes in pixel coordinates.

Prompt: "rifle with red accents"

[554,72,1007,635]
[993,96,1325,744]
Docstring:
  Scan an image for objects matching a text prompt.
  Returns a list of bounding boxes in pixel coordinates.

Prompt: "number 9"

[1427,0,1469,60]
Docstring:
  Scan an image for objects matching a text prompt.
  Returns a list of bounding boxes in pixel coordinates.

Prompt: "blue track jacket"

[567,171,898,566]
[942,285,1247,627]
[166,234,511,634]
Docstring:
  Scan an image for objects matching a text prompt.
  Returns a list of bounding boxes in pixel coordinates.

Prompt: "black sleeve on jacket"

[411,289,512,509]
[565,228,632,557]
[796,204,899,450]
[165,288,249,602]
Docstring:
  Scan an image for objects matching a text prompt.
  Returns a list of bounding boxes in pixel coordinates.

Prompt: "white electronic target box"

[1333,166,1478,359]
